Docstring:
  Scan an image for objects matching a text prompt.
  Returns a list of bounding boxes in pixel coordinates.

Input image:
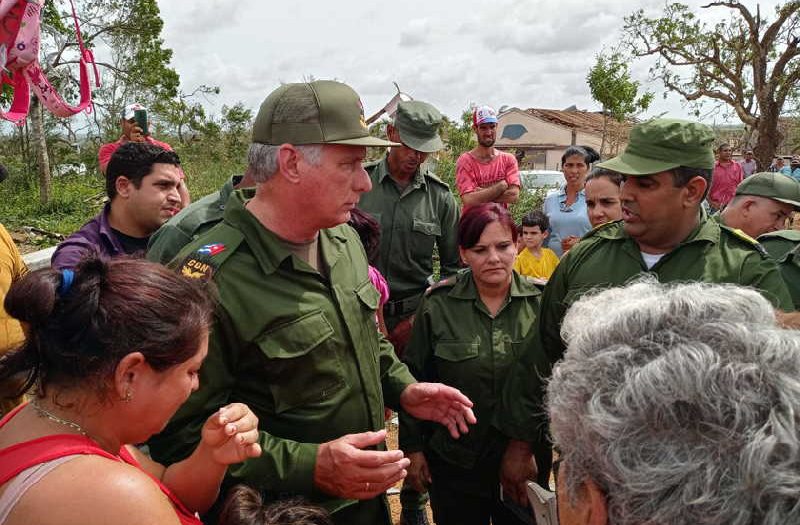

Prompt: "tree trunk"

[600,108,608,157]
[30,97,52,205]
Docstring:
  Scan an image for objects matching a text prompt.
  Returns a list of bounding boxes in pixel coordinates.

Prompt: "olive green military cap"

[252,80,397,147]
[736,172,800,209]
[597,118,715,175]
[394,100,445,153]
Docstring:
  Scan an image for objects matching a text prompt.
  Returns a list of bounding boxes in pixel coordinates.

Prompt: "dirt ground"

[385,415,434,525]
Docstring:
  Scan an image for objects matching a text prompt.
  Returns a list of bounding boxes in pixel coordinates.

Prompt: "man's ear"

[277,144,302,184]
[684,175,708,207]
[116,176,133,198]
[542,229,550,240]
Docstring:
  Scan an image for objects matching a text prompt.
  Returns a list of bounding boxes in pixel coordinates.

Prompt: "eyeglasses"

[559,201,575,213]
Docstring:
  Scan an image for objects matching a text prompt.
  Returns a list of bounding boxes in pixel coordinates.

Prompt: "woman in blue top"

[542,146,598,256]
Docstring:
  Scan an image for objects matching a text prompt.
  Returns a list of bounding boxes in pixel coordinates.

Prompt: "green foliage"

[587,51,653,122]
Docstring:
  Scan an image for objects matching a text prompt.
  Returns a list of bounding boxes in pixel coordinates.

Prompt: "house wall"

[496,110,573,147]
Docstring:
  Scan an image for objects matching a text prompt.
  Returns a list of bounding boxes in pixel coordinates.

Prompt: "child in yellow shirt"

[514,210,560,281]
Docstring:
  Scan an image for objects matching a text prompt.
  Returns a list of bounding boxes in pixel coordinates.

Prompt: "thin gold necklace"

[30,399,89,437]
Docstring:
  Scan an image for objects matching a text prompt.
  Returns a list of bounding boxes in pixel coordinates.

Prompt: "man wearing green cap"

[147,80,476,525]
[358,101,460,353]
[492,118,795,509]
[716,172,800,239]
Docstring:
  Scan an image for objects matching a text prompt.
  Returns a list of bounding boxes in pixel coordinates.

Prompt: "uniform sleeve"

[745,254,795,311]
[148,308,240,465]
[455,154,478,196]
[147,224,194,266]
[437,193,461,278]
[398,300,435,453]
[538,254,570,363]
[378,331,416,411]
[505,155,521,187]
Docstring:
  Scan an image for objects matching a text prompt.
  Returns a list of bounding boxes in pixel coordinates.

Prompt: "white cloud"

[153,0,786,124]
[399,19,432,47]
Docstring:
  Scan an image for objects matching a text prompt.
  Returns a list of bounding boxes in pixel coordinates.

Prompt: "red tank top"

[0,403,202,525]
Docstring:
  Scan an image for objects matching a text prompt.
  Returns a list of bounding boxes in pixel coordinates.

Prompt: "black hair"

[218,485,333,525]
[521,210,550,231]
[106,142,181,199]
[671,166,712,200]
[561,145,600,166]
[347,208,381,266]
[585,167,624,187]
[0,256,214,399]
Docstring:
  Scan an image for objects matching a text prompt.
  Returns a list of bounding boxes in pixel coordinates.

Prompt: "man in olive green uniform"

[761,229,800,310]
[147,80,476,525]
[717,172,800,238]
[359,100,460,349]
[358,100,459,525]
[147,173,255,264]
[494,118,795,508]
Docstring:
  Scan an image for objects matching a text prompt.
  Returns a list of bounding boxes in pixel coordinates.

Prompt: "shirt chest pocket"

[411,219,441,256]
[433,342,480,391]
[256,311,346,414]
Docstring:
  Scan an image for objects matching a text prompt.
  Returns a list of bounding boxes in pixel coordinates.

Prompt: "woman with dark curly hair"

[0,257,261,525]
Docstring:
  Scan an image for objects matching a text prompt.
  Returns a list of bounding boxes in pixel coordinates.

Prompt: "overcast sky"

[156,0,782,125]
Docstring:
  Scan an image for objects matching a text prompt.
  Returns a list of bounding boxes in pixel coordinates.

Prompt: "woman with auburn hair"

[400,203,542,525]
[0,257,261,525]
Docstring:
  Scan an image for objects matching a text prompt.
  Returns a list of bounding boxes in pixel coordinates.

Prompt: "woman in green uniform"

[399,203,541,525]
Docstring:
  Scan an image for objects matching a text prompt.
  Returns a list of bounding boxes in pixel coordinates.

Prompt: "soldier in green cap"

[358,99,460,525]
[359,101,460,352]
[147,80,477,525]
[493,118,795,508]
[716,172,800,238]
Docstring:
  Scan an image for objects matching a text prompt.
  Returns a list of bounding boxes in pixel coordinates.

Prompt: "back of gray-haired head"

[547,278,800,525]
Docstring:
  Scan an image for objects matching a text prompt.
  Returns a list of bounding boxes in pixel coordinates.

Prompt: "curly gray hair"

[547,279,800,525]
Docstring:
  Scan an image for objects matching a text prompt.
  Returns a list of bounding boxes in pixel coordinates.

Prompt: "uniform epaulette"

[424,171,450,190]
[425,275,457,296]
[720,224,770,258]
[176,222,244,282]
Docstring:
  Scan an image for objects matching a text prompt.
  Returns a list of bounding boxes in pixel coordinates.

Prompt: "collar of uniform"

[447,268,539,299]
[376,156,427,189]
[222,189,349,276]
[593,212,718,247]
[219,175,241,203]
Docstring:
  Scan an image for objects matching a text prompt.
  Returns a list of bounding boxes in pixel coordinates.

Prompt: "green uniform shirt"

[399,270,542,496]
[497,216,794,444]
[761,229,800,310]
[147,176,247,265]
[148,190,416,524]
[359,157,460,300]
